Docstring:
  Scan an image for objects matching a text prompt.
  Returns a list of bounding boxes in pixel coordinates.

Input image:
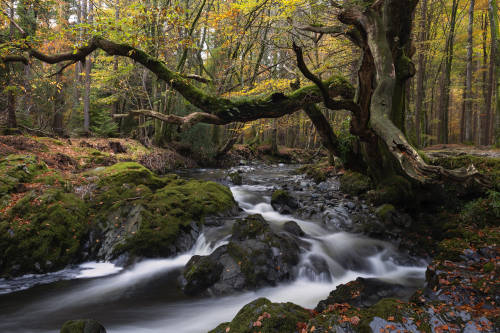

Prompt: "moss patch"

[297,164,329,183]
[429,155,500,191]
[0,188,88,277]
[340,171,372,196]
[0,154,48,196]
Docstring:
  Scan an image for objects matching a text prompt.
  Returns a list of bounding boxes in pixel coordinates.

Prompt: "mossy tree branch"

[5,36,356,124]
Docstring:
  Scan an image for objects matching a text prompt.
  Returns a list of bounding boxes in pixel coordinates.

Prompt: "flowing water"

[0,165,427,333]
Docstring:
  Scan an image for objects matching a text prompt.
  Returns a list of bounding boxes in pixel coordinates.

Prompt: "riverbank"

[0,136,498,332]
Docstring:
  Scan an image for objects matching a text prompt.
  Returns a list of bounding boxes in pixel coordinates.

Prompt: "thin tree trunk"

[480,13,489,145]
[6,1,17,129]
[462,0,475,143]
[438,0,458,144]
[487,0,499,145]
[83,0,92,134]
[415,0,428,147]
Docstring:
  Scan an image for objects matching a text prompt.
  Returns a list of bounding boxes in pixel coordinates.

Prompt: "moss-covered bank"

[0,157,236,277]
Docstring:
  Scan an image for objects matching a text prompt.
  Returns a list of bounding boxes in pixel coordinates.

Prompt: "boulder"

[209,298,309,333]
[228,171,243,185]
[60,319,106,333]
[283,221,305,237]
[315,277,410,311]
[271,190,298,214]
[180,214,301,295]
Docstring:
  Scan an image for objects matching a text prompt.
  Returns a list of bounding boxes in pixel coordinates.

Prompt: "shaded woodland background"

[1,0,499,160]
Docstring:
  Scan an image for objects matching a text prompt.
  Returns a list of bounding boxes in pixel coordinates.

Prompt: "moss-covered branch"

[113,109,226,130]
[6,36,356,123]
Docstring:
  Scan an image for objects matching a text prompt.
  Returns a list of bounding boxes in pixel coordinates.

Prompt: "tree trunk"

[491,0,500,146]
[6,0,17,129]
[82,0,92,135]
[487,0,499,146]
[462,0,475,143]
[438,0,458,144]
[415,0,428,147]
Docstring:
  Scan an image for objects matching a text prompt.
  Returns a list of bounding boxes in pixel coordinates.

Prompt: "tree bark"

[487,0,499,146]
[82,0,92,135]
[462,0,475,143]
[438,0,458,144]
[415,0,429,147]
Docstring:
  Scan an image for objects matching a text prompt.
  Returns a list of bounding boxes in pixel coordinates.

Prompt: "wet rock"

[315,277,410,312]
[271,190,298,214]
[182,255,223,295]
[179,214,301,295]
[283,221,305,237]
[301,254,331,281]
[228,171,243,185]
[60,319,106,333]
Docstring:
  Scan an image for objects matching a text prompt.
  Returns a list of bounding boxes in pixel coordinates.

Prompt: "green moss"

[436,227,500,261]
[88,162,169,190]
[271,189,286,202]
[297,164,328,183]
[112,177,235,258]
[228,171,242,185]
[232,214,269,241]
[429,155,500,191]
[460,190,500,228]
[483,262,495,273]
[0,188,88,277]
[60,319,105,333]
[209,298,310,333]
[340,171,372,196]
[0,154,48,196]
[368,175,413,206]
[375,204,396,221]
[33,137,65,146]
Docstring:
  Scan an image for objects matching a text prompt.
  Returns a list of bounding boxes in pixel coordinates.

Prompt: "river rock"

[209,298,309,333]
[179,214,301,295]
[283,221,305,237]
[271,189,298,214]
[60,319,106,333]
[315,277,410,311]
[228,171,243,185]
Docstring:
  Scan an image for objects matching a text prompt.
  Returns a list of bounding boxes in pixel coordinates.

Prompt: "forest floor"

[423,144,500,158]
[0,135,197,173]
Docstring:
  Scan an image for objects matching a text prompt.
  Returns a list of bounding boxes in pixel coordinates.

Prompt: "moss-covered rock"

[182,255,223,295]
[0,188,88,277]
[228,171,242,185]
[88,164,236,259]
[209,298,310,333]
[315,277,409,311]
[88,162,168,190]
[375,204,396,222]
[180,215,301,295]
[270,189,298,214]
[297,164,328,183]
[340,171,372,196]
[60,319,106,333]
[367,175,413,206]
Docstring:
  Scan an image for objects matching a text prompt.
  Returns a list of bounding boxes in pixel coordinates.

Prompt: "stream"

[0,164,428,333]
